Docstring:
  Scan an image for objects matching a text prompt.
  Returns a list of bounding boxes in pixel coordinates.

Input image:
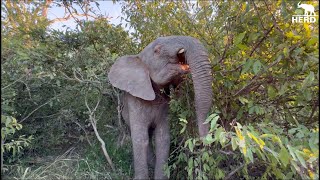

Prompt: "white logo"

[292,1,317,23]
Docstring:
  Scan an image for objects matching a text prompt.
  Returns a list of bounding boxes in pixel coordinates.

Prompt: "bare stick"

[72,120,92,147]
[20,93,62,123]
[85,93,115,171]
[112,87,122,127]
[1,75,26,90]
[224,163,245,180]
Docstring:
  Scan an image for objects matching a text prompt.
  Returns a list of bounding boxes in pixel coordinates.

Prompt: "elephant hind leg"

[154,120,170,179]
[147,127,156,168]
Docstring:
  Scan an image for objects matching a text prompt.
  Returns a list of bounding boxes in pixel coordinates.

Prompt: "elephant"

[108,36,213,179]
[297,1,315,16]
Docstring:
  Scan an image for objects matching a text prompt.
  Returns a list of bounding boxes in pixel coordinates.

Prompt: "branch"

[308,98,319,123]
[218,21,232,64]
[49,13,109,23]
[263,0,285,36]
[251,0,266,30]
[219,150,236,155]
[41,0,52,17]
[112,87,123,127]
[224,163,245,180]
[85,93,115,171]
[72,120,92,147]
[249,25,274,57]
[20,93,62,123]
[234,43,286,97]
[1,75,27,90]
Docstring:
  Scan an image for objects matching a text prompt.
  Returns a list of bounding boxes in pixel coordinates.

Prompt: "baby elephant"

[108,36,213,179]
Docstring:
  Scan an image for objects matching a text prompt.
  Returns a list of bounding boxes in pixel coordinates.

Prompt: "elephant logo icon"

[292,1,317,23]
[297,1,316,15]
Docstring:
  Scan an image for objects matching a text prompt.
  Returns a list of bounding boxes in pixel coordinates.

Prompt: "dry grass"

[2,147,128,180]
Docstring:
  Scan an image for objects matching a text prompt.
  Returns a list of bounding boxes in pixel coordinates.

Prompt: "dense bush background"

[1,1,319,179]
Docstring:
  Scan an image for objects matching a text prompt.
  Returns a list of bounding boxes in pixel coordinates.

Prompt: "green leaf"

[246,148,254,163]
[205,113,218,123]
[188,157,194,168]
[238,97,248,104]
[268,86,277,99]
[210,115,219,130]
[231,138,238,151]
[241,59,254,74]
[302,90,312,101]
[188,140,194,152]
[204,134,214,145]
[306,37,318,47]
[295,151,307,168]
[287,145,298,161]
[203,163,210,171]
[283,47,289,58]
[249,106,255,114]
[202,152,209,162]
[253,60,262,74]
[219,132,226,146]
[302,71,314,89]
[279,82,288,96]
[236,44,249,50]
[279,147,290,167]
[234,31,246,45]
[214,127,223,142]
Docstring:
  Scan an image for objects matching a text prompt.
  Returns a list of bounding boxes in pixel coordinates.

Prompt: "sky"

[47,1,126,31]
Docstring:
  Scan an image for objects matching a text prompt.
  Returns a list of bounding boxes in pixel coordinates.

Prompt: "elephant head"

[108,36,213,137]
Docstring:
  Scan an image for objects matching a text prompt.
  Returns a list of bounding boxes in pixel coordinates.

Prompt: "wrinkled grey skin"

[108,36,213,179]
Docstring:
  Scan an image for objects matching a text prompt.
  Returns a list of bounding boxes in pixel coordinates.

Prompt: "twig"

[234,25,292,97]
[85,93,115,171]
[218,20,232,64]
[219,150,236,155]
[72,120,92,147]
[224,163,245,180]
[49,13,108,23]
[308,98,319,123]
[249,25,274,57]
[251,0,266,30]
[233,50,281,97]
[263,0,285,36]
[20,93,62,123]
[1,75,26,90]
[113,87,123,127]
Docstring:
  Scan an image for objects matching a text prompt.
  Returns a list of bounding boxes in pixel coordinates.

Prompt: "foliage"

[1,0,134,177]
[1,115,33,165]
[167,114,318,179]
[1,0,319,179]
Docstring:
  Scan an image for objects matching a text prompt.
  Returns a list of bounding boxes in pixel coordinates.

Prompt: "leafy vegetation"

[1,0,319,179]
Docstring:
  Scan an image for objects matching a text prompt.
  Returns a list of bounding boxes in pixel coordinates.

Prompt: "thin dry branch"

[72,120,93,147]
[251,0,266,30]
[224,163,245,180]
[49,13,109,23]
[249,25,274,57]
[20,93,62,123]
[84,93,115,171]
[41,0,52,17]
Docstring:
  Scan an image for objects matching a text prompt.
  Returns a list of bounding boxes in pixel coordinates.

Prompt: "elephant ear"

[108,55,155,101]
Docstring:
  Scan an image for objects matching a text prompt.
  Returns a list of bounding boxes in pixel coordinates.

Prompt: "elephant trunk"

[184,38,213,137]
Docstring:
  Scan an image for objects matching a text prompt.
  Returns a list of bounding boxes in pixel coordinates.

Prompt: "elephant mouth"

[177,48,187,65]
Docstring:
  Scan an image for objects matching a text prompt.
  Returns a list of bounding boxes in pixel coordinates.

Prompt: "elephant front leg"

[131,125,149,179]
[154,120,170,179]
